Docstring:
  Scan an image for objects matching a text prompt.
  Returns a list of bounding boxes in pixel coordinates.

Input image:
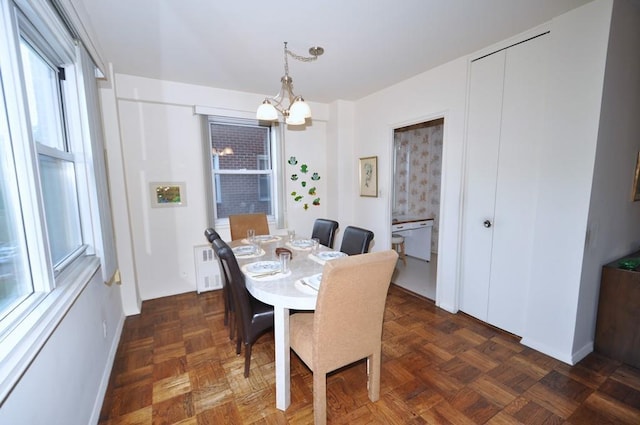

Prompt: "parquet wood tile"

[99,285,640,424]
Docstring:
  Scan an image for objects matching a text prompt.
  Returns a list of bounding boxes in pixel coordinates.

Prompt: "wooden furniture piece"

[391,233,406,266]
[594,252,640,368]
[289,250,398,425]
[228,213,269,240]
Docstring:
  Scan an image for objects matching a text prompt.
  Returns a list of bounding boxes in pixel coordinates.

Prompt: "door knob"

[483,220,492,228]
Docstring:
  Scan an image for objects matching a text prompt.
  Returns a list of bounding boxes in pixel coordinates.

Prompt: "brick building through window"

[209,120,273,219]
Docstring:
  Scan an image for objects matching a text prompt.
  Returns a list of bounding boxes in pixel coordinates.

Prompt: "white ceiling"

[73,0,593,103]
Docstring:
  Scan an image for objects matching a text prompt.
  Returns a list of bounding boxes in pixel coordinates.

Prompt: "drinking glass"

[247,228,255,243]
[311,237,320,254]
[287,229,296,242]
[279,251,291,273]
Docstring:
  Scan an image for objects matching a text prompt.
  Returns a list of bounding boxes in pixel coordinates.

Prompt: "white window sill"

[0,255,100,403]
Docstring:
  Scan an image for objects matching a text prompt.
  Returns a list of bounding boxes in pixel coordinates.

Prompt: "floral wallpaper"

[393,120,443,253]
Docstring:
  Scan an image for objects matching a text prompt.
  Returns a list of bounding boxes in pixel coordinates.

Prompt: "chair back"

[228,213,269,241]
[212,239,251,339]
[311,219,339,248]
[204,227,221,243]
[313,250,398,372]
[210,232,230,293]
[340,226,374,255]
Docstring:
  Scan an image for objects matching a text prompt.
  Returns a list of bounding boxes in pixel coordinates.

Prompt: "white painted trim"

[88,311,125,425]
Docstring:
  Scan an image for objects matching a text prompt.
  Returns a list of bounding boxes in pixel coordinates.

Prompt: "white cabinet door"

[460,34,549,336]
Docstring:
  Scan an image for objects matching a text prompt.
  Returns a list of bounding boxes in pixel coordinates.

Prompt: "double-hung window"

[20,38,84,269]
[0,0,109,397]
[207,117,280,222]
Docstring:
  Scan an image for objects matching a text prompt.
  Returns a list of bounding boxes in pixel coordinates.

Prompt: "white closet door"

[488,35,548,335]
[460,34,549,336]
[459,51,505,321]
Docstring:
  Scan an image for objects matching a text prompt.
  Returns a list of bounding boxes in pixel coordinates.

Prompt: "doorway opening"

[391,118,443,300]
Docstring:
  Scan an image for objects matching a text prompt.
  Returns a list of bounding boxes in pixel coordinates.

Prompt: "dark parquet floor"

[98,285,640,424]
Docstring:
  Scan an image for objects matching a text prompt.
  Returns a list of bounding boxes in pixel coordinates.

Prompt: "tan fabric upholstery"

[228,213,269,241]
[290,250,398,425]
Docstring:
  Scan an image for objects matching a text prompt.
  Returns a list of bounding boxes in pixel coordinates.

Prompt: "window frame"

[0,0,104,402]
[205,116,283,228]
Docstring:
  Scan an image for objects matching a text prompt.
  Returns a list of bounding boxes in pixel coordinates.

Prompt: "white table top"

[230,236,346,411]
[231,238,331,311]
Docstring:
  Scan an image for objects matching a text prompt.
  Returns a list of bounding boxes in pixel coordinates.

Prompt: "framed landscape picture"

[150,182,187,207]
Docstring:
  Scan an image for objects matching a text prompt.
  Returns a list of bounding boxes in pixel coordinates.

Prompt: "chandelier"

[256,41,324,125]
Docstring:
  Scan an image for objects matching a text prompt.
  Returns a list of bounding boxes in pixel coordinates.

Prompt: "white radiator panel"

[194,244,222,293]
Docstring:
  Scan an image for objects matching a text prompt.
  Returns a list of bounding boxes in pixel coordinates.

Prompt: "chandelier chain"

[286,49,321,63]
[284,41,321,66]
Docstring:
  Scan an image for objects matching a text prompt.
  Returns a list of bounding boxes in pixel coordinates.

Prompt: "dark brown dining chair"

[204,228,235,337]
[339,226,374,255]
[311,218,339,248]
[228,213,269,241]
[204,227,220,243]
[289,250,398,424]
[212,238,274,377]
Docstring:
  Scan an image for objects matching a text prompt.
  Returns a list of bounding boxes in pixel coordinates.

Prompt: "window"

[0,79,32,321]
[0,0,108,394]
[257,155,271,202]
[20,39,84,269]
[207,118,277,220]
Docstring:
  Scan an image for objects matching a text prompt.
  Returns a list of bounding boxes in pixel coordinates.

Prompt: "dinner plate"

[303,273,322,290]
[289,239,314,249]
[253,235,280,242]
[244,261,280,274]
[315,251,347,261]
[233,245,257,255]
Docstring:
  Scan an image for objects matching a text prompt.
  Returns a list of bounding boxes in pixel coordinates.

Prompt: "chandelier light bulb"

[256,42,323,125]
[289,97,311,119]
[257,99,278,121]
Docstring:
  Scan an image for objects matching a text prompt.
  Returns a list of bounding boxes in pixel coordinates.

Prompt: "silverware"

[251,270,280,278]
[300,279,318,291]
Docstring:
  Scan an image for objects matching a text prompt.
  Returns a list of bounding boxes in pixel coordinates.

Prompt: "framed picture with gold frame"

[359,156,378,197]
[150,182,187,208]
[632,152,640,202]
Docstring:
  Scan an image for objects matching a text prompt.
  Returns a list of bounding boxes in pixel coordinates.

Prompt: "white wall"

[283,120,329,239]
[327,100,356,248]
[100,74,332,305]
[354,58,468,313]
[0,268,124,425]
[523,0,614,364]
[576,0,640,358]
[353,0,620,363]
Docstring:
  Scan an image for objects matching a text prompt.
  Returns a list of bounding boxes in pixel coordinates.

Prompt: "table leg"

[274,306,290,410]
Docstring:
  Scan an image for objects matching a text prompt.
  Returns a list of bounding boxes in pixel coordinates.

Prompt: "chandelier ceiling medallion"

[256,41,324,125]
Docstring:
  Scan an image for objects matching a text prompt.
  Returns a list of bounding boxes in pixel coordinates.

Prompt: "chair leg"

[236,333,242,355]
[229,310,236,340]
[223,288,229,326]
[313,372,327,425]
[244,343,252,378]
[367,350,381,402]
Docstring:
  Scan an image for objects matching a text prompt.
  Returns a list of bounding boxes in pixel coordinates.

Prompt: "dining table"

[229,234,348,410]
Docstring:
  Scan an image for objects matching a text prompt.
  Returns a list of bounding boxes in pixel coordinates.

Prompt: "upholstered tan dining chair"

[228,213,269,241]
[289,250,398,425]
